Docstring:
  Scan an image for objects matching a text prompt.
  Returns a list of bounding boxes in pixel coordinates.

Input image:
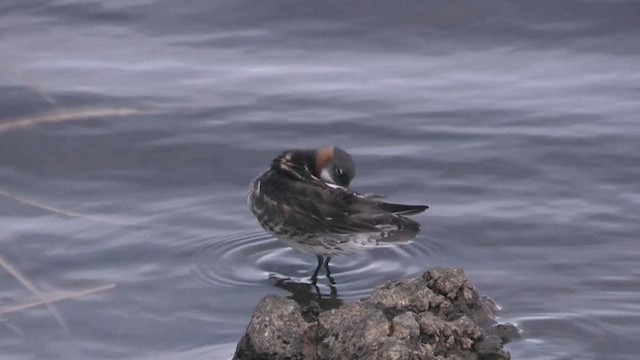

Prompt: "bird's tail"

[378,202,428,216]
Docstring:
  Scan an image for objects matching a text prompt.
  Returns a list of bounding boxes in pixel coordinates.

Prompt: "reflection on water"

[271,275,343,313]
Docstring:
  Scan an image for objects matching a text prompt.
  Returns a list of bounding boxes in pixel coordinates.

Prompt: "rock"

[487,323,522,344]
[233,295,315,360]
[422,268,482,320]
[317,302,390,359]
[233,267,512,360]
[392,312,420,341]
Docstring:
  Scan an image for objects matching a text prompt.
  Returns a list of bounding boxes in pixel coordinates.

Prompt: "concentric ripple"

[321,235,447,299]
[191,230,289,288]
[190,230,447,299]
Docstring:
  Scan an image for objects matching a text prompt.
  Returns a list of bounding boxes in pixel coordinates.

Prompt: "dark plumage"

[248,146,428,282]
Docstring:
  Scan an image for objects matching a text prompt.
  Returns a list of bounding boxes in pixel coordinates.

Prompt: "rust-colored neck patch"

[315,146,334,176]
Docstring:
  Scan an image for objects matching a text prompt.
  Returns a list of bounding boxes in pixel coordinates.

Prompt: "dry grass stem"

[8,71,60,109]
[0,108,154,134]
[0,255,69,333]
[0,187,141,227]
[0,284,116,316]
[2,320,25,336]
[1,67,61,109]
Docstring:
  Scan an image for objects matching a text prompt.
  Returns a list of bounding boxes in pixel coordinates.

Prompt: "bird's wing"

[253,170,427,236]
[257,176,380,234]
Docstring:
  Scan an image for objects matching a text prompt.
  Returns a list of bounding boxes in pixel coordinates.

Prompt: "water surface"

[1,1,639,359]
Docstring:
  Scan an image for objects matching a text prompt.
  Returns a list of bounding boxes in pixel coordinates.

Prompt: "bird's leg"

[323,256,332,272]
[310,255,324,284]
[323,257,335,284]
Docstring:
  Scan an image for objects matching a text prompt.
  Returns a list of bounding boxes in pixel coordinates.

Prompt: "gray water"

[1,1,639,359]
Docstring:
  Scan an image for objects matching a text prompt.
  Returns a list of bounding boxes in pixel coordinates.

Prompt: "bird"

[247,146,428,283]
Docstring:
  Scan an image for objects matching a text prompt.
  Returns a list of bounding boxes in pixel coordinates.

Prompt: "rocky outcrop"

[234,267,515,360]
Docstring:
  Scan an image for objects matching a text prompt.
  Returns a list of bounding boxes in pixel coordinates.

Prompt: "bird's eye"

[334,167,348,186]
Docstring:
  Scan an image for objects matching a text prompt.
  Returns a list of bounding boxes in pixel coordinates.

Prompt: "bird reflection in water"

[270,274,343,312]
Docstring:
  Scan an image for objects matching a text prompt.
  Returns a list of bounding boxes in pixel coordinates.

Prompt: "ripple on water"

[191,230,445,300]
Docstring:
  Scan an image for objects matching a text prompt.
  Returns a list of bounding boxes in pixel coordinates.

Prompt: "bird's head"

[272,146,356,187]
[314,146,356,187]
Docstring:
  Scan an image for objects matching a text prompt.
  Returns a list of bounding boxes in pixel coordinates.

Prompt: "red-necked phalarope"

[248,146,428,281]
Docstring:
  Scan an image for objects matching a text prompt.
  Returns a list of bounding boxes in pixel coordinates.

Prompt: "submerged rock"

[233,268,512,360]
